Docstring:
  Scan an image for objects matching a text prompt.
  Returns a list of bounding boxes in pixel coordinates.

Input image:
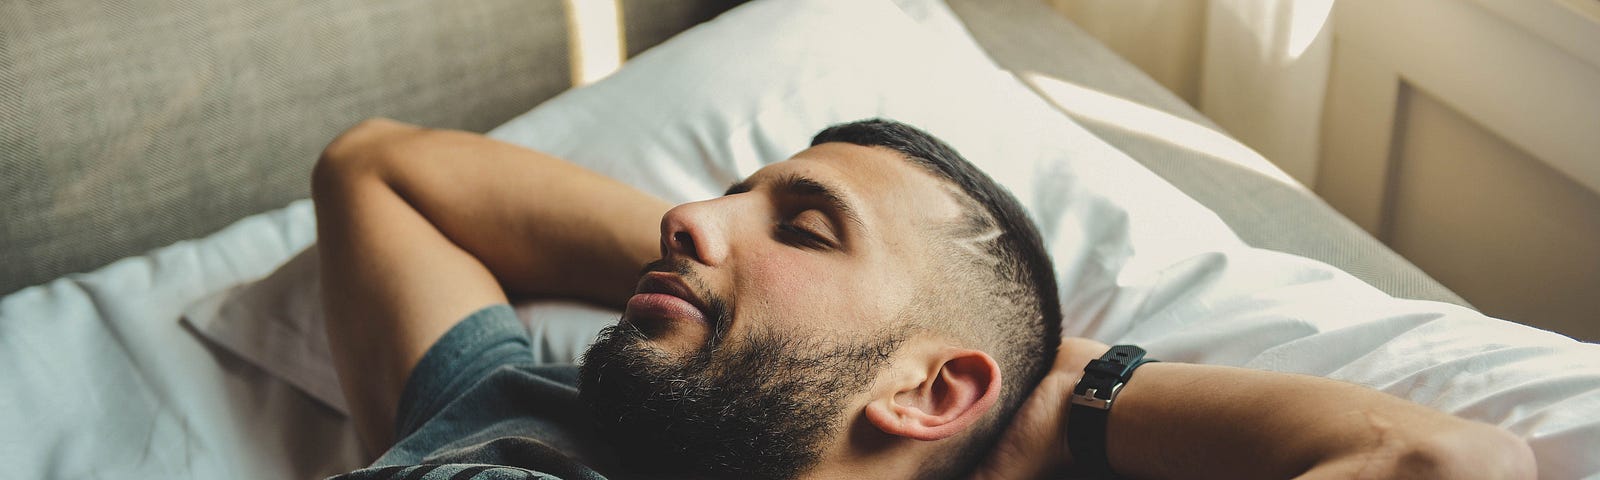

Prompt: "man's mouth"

[626,272,711,328]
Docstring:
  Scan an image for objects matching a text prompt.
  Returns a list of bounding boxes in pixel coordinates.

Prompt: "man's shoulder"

[342,367,618,479]
[332,462,560,480]
[354,302,615,480]
[335,436,609,480]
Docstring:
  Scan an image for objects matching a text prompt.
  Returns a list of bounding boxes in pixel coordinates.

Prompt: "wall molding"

[1318,0,1600,234]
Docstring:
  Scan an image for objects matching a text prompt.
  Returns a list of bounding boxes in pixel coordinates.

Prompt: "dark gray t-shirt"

[329,304,619,480]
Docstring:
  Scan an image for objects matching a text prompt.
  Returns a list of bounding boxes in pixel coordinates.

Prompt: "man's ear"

[864,348,1002,441]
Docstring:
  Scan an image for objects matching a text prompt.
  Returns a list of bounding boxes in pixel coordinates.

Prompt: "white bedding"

[0,201,363,479]
[2,0,1597,479]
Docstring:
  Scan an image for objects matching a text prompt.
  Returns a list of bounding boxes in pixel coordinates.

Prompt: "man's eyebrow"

[724,174,866,231]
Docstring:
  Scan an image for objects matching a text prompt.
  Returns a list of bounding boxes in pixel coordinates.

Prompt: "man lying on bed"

[312,118,1533,480]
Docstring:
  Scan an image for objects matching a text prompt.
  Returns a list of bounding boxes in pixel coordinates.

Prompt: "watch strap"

[1067,345,1155,479]
[1067,400,1113,477]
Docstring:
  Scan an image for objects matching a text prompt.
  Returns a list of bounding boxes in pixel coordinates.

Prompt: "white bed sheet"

[0,201,363,479]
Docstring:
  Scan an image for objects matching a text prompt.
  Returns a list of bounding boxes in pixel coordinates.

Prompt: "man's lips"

[626,272,710,326]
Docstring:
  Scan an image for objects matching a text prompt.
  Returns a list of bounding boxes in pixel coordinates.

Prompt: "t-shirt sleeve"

[393,303,534,442]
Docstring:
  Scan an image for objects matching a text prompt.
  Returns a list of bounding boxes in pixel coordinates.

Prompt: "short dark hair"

[811,118,1062,478]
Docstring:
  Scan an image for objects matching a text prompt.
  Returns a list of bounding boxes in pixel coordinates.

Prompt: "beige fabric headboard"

[0,0,744,294]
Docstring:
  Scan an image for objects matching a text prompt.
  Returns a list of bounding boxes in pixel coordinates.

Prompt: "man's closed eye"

[778,210,836,248]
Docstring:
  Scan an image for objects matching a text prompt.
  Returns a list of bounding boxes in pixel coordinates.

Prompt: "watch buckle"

[1069,383,1123,410]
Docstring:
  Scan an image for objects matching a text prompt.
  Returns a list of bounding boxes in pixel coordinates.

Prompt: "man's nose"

[660,199,732,267]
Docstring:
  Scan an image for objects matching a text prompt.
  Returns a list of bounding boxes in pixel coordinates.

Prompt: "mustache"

[639,257,692,277]
[636,258,733,349]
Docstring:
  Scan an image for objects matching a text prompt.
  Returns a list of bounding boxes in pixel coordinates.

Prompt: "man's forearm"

[1100,362,1536,479]
[318,118,669,306]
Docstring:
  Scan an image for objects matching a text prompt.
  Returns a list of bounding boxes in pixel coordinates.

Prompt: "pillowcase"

[483,0,1247,339]
[186,0,1600,475]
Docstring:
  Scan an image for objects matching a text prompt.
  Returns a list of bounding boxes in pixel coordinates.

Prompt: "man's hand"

[972,339,1537,480]
[972,337,1107,480]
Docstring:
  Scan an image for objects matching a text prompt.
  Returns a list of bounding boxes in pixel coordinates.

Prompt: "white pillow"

[185,0,1600,475]
[483,0,1246,340]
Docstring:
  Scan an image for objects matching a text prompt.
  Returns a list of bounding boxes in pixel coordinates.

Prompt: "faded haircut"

[810,119,1063,478]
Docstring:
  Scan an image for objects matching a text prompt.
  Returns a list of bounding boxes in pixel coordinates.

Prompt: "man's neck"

[800,454,924,480]
[798,416,938,480]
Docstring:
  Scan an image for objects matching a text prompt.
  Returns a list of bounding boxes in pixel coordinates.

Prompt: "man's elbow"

[312,117,423,198]
[1399,423,1537,480]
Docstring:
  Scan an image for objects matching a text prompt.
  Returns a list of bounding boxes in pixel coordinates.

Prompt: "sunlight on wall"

[563,0,625,86]
[1018,70,1302,187]
[1202,0,1334,185]
[1046,0,1208,103]
[1213,0,1333,62]
[1287,0,1334,60]
[1049,1,1334,185]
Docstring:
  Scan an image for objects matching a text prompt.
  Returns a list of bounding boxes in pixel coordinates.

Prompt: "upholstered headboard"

[0,0,744,294]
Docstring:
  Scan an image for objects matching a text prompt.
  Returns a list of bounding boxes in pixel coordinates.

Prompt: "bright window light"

[564,0,625,86]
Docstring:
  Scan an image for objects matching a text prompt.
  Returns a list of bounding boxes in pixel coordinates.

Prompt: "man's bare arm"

[311,118,669,452]
[976,339,1537,479]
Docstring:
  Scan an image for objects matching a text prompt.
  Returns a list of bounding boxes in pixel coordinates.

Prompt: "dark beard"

[577,314,905,479]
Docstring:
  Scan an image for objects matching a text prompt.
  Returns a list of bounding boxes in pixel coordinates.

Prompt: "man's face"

[578,143,968,478]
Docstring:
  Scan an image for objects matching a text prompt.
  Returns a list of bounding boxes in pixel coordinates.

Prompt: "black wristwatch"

[1067,345,1156,479]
